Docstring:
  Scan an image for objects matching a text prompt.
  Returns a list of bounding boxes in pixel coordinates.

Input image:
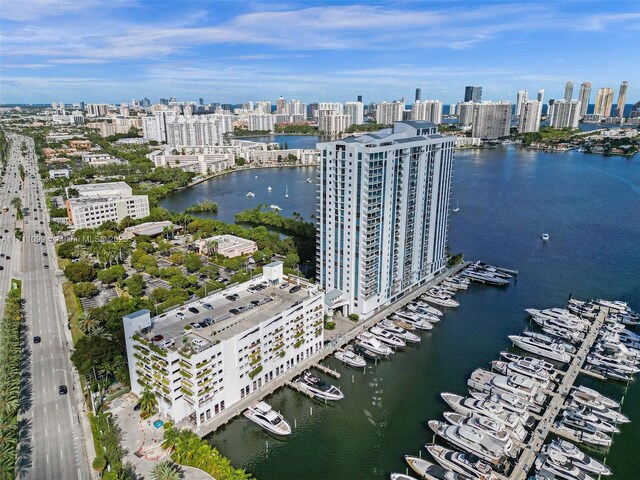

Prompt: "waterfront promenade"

[508,309,607,480]
[189,262,469,437]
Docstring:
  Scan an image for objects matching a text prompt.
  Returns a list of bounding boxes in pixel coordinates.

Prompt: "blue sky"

[1,0,639,105]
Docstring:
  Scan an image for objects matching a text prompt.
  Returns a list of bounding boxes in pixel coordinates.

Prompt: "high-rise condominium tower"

[564,81,574,102]
[516,90,528,118]
[616,81,628,117]
[464,86,482,102]
[550,100,581,129]
[594,88,615,117]
[577,82,591,118]
[471,102,512,139]
[518,100,542,133]
[317,121,454,318]
[415,88,422,102]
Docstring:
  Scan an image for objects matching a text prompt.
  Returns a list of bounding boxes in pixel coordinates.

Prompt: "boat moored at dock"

[243,401,292,436]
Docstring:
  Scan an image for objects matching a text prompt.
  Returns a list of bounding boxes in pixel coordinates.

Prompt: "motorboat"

[542,439,612,476]
[246,191,255,197]
[586,353,640,374]
[471,262,514,278]
[243,401,292,436]
[541,233,549,241]
[570,386,620,410]
[391,313,433,330]
[390,474,418,480]
[527,309,588,333]
[567,299,598,319]
[406,305,441,323]
[461,270,509,287]
[596,299,638,316]
[406,456,472,480]
[467,368,546,405]
[442,392,532,433]
[499,352,556,372]
[562,408,619,434]
[554,417,612,447]
[380,320,421,343]
[535,451,596,480]
[539,324,584,344]
[422,292,459,308]
[269,204,282,211]
[410,301,444,316]
[334,349,366,368]
[490,359,556,385]
[298,372,344,401]
[595,336,640,360]
[428,421,506,465]
[353,343,381,361]
[306,177,312,183]
[356,332,393,356]
[522,331,578,353]
[508,335,572,363]
[370,326,406,348]
[443,412,520,455]
[267,186,272,191]
[285,186,289,198]
[566,398,629,424]
[426,444,498,480]
[390,317,416,331]
[582,364,633,382]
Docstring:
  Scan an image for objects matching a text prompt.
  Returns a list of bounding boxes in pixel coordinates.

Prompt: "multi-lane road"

[2,133,90,479]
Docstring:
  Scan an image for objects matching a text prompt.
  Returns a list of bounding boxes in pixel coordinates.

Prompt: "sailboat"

[285,186,289,198]
[452,198,460,213]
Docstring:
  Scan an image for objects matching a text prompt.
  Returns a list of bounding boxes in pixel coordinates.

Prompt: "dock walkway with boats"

[508,309,607,480]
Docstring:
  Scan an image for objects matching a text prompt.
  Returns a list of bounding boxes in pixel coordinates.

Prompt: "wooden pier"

[508,309,607,480]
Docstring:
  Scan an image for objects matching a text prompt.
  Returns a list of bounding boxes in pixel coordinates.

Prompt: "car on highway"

[5,256,10,260]
[226,294,239,301]
[43,252,48,256]
[188,307,200,314]
[44,265,49,269]
[0,267,4,271]
[58,385,68,395]
[33,336,41,344]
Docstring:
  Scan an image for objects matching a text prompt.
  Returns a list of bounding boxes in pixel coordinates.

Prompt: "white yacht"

[566,398,628,425]
[535,451,596,480]
[267,186,272,191]
[298,372,344,401]
[526,308,589,332]
[405,455,472,480]
[246,191,255,197]
[269,204,282,211]
[491,359,556,386]
[334,348,366,368]
[554,418,612,447]
[380,320,421,343]
[499,352,556,372]
[422,291,459,308]
[467,368,546,405]
[243,401,292,436]
[587,353,640,374]
[406,304,442,322]
[390,474,418,480]
[562,408,619,434]
[541,233,549,241]
[428,421,506,465]
[356,332,393,356]
[426,444,498,480]
[391,313,433,330]
[469,391,536,418]
[370,326,406,348]
[461,270,509,287]
[508,335,572,363]
[306,177,312,183]
[442,393,531,434]
[570,386,620,410]
[285,186,289,198]
[596,299,637,315]
[542,440,612,476]
[443,412,520,455]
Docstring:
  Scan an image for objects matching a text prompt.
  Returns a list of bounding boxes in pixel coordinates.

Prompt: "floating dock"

[507,309,607,480]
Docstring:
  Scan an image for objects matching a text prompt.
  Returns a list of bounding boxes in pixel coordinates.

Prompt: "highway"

[3,133,90,479]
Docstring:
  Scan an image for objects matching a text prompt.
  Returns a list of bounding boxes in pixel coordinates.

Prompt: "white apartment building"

[166,115,235,148]
[471,102,512,139]
[255,101,272,115]
[515,90,528,119]
[344,102,364,125]
[410,100,443,124]
[457,102,475,126]
[594,88,614,117]
[85,103,110,117]
[317,102,343,114]
[51,111,85,125]
[518,100,542,133]
[375,101,404,125]
[142,111,177,143]
[550,100,581,129]
[81,153,123,166]
[196,234,258,257]
[49,168,70,179]
[247,114,277,132]
[578,82,591,118]
[65,182,150,229]
[148,151,234,175]
[317,121,454,318]
[318,111,353,135]
[123,262,325,427]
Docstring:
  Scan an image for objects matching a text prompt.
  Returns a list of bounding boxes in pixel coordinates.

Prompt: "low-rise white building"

[147,151,234,175]
[196,234,258,257]
[65,182,150,229]
[49,168,70,179]
[123,262,325,427]
[81,153,123,166]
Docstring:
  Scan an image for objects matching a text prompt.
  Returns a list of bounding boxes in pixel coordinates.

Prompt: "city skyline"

[1,1,639,104]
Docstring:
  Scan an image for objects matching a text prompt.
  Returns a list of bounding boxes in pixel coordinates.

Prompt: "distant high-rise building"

[318,111,353,135]
[550,100,581,129]
[615,81,628,117]
[85,103,110,117]
[518,100,542,133]
[344,101,364,125]
[357,95,363,103]
[471,102,512,139]
[317,121,454,318]
[516,90,528,118]
[594,87,615,117]
[464,86,482,102]
[415,88,422,102]
[537,89,545,104]
[276,96,287,114]
[577,82,591,118]
[199,97,204,106]
[410,100,442,124]
[564,81,574,101]
[375,101,404,125]
[160,98,169,106]
[457,102,475,126]
[247,114,277,132]
[631,100,640,119]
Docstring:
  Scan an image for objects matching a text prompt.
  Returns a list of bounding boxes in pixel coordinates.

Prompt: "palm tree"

[139,389,157,415]
[76,312,97,335]
[161,427,180,451]
[90,326,112,341]
[151,460,182,480]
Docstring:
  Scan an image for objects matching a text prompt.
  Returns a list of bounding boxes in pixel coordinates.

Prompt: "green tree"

[92,455,107,472]
[150,287,170,304]
[139,389,157,415]
[98,265,126,284]
[74,282,99,298]
[151,460,183,480]
[125,274,146,298]
[76,311,97,334]
[182,253,202,273]
[64,261,97,283]
[58,241,78,259]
